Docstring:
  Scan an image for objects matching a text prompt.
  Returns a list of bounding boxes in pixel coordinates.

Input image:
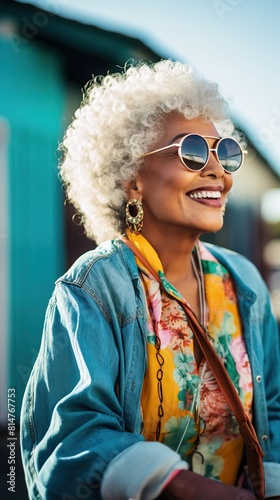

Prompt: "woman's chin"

[200,218,224,235]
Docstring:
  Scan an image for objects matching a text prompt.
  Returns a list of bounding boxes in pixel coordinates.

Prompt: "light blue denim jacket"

[20,240,280,500]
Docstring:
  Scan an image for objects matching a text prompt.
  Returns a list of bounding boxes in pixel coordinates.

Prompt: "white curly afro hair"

[60,59,232,244]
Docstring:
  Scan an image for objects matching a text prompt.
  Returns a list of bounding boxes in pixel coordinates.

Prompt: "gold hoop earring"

[125,199,144,234]
[222,205,226,217]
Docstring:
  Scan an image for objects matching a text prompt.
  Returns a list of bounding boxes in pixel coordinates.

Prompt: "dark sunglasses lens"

[180,135,208,171]
[217,138,242,172]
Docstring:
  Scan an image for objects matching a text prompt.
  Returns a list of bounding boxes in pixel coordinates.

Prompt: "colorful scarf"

[126,230,253,485]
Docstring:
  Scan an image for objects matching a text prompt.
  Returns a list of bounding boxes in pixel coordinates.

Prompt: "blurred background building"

[0,0,279,496]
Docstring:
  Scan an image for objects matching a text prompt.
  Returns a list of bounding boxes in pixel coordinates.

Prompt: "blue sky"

[17,0,280,176]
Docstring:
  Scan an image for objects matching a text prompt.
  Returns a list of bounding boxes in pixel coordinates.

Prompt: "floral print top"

[127,231,253,486]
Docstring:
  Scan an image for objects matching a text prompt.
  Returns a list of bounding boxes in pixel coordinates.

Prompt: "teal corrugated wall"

[0,35,66,421]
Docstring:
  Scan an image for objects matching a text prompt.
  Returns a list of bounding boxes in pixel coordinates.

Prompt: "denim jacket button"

[261,434,268,441]
[256,375,262,382]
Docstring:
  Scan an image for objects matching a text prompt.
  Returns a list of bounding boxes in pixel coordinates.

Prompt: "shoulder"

[202,242,267,297]
[50,240,142,322]
[203,241,258,272]
[203,242,256,269]
[56,239,139,289]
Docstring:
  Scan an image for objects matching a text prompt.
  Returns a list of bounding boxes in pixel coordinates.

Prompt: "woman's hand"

[158,470,256,499]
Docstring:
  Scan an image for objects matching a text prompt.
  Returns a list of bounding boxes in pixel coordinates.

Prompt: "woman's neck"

[141,225,200,284]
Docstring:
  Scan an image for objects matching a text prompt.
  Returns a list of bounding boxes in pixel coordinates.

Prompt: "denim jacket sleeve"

[20,244,188,500]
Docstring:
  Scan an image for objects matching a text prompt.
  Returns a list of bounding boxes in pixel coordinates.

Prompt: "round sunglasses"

[142,134,247,173]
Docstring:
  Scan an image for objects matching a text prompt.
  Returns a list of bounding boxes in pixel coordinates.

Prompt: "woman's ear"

[123,177,143,200]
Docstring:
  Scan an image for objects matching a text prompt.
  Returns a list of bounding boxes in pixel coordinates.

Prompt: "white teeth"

[189,191,222,199]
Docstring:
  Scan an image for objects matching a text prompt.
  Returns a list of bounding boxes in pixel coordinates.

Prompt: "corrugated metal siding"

[0,36,66,420]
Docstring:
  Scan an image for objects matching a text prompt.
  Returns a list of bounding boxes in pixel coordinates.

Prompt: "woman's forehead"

[158,114,219,145]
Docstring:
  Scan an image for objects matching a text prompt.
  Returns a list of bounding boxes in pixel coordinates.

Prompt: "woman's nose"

[201,150,225,178]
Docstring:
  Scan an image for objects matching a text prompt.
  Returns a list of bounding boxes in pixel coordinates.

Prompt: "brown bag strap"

[122,237,265,499]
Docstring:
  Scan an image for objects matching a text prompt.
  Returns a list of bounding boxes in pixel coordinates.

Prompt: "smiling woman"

[20,60,280,500]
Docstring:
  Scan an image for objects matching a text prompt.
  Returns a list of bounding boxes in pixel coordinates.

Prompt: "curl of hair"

[60,59,233,244]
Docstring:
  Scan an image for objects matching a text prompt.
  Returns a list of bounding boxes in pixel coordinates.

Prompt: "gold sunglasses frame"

[142,134,247,173]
